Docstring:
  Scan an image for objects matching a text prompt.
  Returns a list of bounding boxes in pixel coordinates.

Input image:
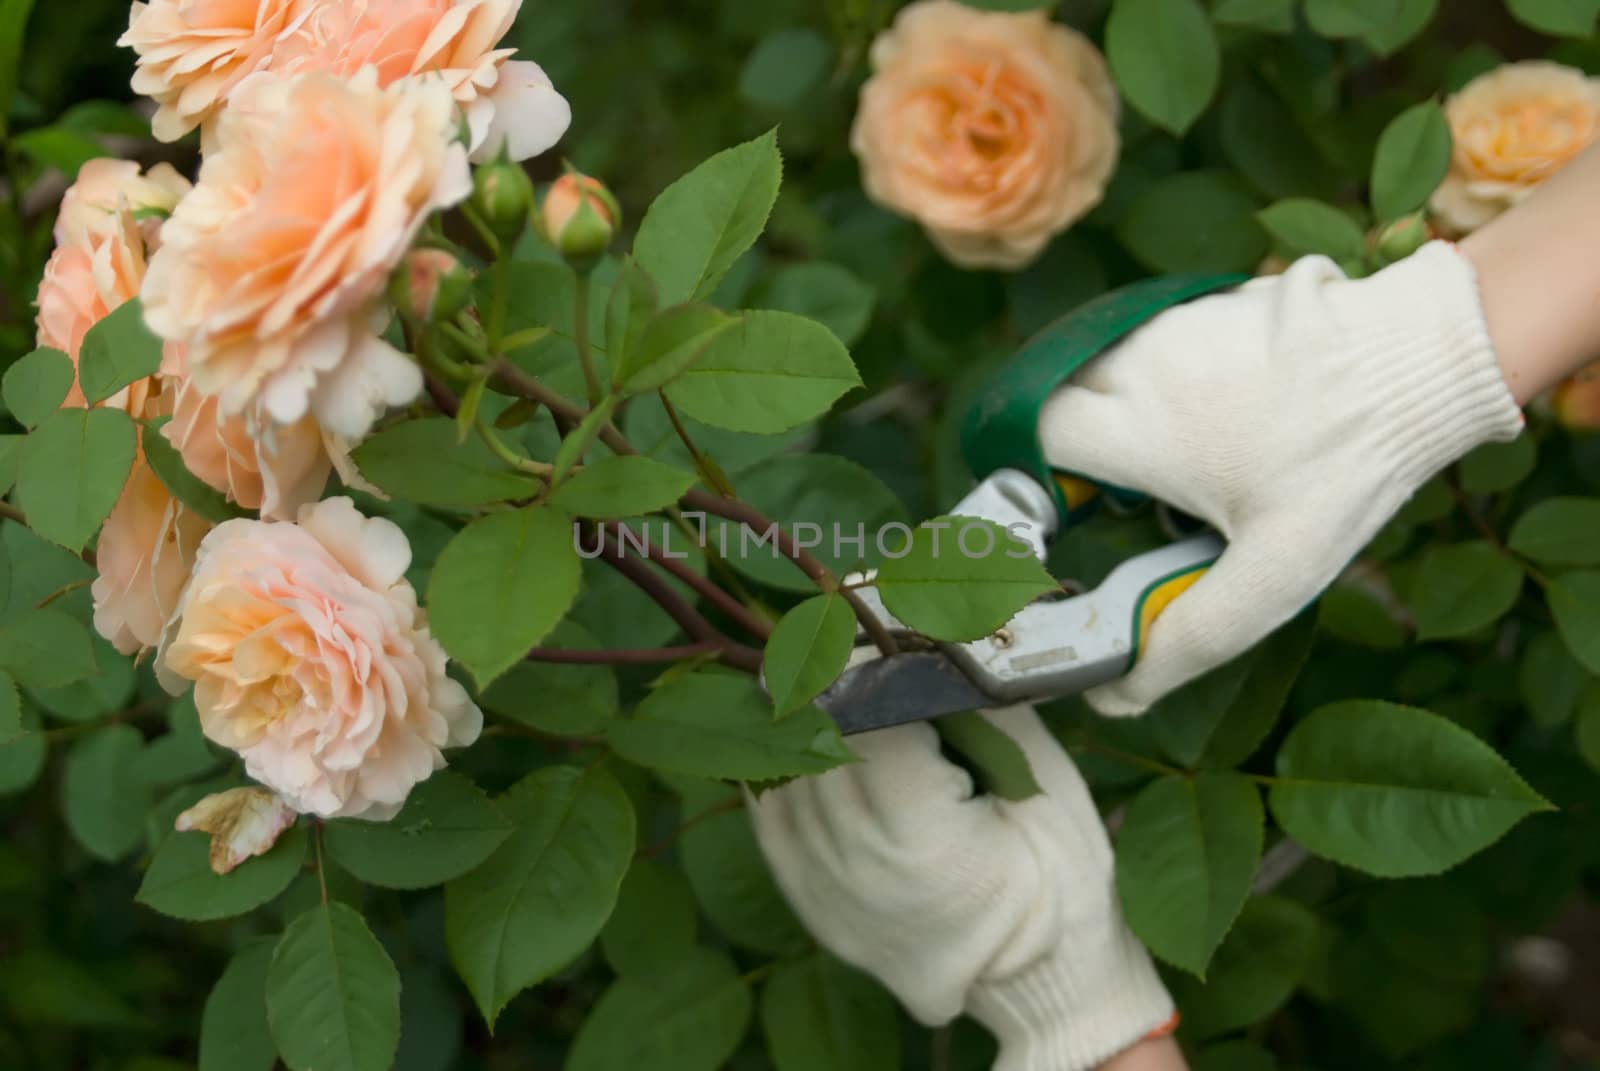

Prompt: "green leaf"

[761,953,901,1071]
[1408,541,1522,640]
[1107,0,1220,135]
[1256,199,1368,260]
[0,609,95,689]
[1115,772,1263,976]
[0,949,136,1028]
[875,517,1055,643]
[604,256,659,376]
[200,940,278,1071]
[0,434,23,494]
[78,299,163,405]
[763,594,855,717]
[427,506,580,688]
[739,28,833,111]
[324,772,512,890]
[481,621,619,736]
[677,782,811,955]
[615,304,737,394]
[136,824,308,921]
[0,706,44,796]
[1458,434,1536,494]
[1117,172,1268,274]
[1371,101,1452,221]
[1211,0,1295,31]
[267,902,401,1071]
[16,406,136,553]
[600,858,699,977]
[608,672,855,781]
[935,712,1042,801]
[1168,896,1319,1039]
[754,262,877,348]
[1507,0,1600,36]
[706,454,908,593]
[634,130,783,305]
[1519,629,1590,727]
[352,418,541,507]
[1304,0,1398,36]
[551,394,619,482]
[1549,571,1600,674]
[0,0,38,139]
[2,347,73,428]
[62,724,148,862]
[1509,497,1600,565]
[12,127,103,177]
[550,455,698,519]
[1192,1042,1278,1071]
[1268,700,1552,877]
[445,765,635,1027]
[1361,0,1438,54]
[568,946,752,1071]
[142,419,247,523]
[664,310,861,434]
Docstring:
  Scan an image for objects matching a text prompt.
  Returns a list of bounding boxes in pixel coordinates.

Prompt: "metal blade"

[816,651,997,735]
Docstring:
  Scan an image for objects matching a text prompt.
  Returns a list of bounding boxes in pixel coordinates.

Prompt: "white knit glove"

[747,706,1172,1071]
[1042,242,1524,715]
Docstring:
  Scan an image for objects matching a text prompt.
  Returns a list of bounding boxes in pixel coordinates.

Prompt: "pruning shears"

[820,273,1248,735]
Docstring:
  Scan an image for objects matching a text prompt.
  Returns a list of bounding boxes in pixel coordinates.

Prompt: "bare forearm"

[1098,1037,1189,1071]
[1460,144,1600,404]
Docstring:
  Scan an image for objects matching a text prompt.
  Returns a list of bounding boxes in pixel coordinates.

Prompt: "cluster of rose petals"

[120,0,307,142]
[160,348,333,521]
[36,158,189,413]
[270,0,571,162]
[1431,61,1600,235]
[159,497,483,820]
[140,69,473,441]
[175,785,297,874]
[851,0,1119,270]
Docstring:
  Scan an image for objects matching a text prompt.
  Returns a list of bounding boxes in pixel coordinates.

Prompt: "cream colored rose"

[140,70,472,440]
[93,461,214,654]
[270,0,570,162]
[160,348,332,521]
[119,0,305,142]
[159,497,482,819]
[1431,61,1600,234]
[37,161,189,416]
[850,0,1119,270]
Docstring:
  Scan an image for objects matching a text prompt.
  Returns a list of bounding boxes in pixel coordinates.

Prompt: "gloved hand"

[747,705,1173,1071]
[1041,241,1524,715]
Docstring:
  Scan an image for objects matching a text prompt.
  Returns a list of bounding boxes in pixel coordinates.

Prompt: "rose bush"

[0,2,1597,1070]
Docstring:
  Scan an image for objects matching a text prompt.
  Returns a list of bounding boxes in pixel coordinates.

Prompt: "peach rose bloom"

[141,70,472,440]
[1431,61,1600,234]
[93,461,214,654]
[160,348,333,521]
[159,497,482,819]
[269,0,570,162]
[36,160,190,414]
[1553,363,1600,431]
[119,0,306,142]
[851,0,1119,270]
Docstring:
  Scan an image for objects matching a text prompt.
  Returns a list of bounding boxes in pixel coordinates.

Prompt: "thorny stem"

[609,521,773,642]
[313,822,329,906]
[488,255,511,354]
[595,529,762,674]
[492,362,898,655]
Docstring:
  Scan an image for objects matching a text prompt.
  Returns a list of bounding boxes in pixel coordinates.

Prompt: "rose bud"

[390,248,473,324]
[473,151,535,245]
[1374,213,1431,264]
[541,172,620,264]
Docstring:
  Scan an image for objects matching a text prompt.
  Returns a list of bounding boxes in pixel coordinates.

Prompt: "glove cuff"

[965,920,1173,1071]
[1335,241,1525,489]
